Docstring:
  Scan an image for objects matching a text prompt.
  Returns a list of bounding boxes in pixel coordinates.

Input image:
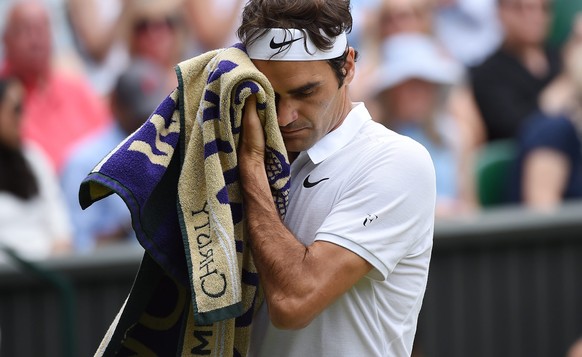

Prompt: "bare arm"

[67,0,129,62]
[522,148,569,210]
[238,96,372,330]
[448,84,485,213]
[184,0,244,50]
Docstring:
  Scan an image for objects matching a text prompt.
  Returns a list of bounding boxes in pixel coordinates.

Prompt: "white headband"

[246,28,348,61]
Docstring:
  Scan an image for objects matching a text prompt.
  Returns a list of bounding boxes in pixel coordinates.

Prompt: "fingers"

[243,94,258,127]
[240,94,266,163]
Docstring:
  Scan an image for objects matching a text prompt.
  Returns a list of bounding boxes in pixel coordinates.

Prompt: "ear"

[343,47,357,86]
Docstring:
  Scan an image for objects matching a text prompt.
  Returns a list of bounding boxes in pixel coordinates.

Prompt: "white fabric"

[248,103,436,357]
[434,0,502,66]
[369,33,464,96]
[246,28,347,61]
[0,144,72,262]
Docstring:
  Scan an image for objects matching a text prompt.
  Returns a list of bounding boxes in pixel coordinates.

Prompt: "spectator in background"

[0,0,84,76]
[124,0,188,92]
[352,0,434,100]
[470,0,561,142]
[0,77,72,261]
[511,15,582,209]
[67,0,188,97]
[355,0,486,152]
[66,0,131,96]
[60,59,168,253]
[368,33,476,216]
[1,0,110,172]
[377,0,433,38]
[66,0,247,97]
[354,0,485,212]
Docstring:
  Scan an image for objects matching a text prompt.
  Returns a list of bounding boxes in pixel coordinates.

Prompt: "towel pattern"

[80,44,290,356]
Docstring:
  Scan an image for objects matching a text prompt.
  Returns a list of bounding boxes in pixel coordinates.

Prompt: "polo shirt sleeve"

[314,136,436,281]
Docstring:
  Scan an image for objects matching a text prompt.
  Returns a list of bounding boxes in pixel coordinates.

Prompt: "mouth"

[279,127,306,135]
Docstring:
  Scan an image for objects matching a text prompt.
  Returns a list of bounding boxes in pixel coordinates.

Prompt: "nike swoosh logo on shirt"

[303,175,329,188]
[269,36,303,49]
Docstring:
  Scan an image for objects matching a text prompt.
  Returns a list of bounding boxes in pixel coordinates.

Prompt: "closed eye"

[288,81,320,99]
[293,90,315,99]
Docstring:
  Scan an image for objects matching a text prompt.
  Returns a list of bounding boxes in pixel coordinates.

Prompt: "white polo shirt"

[248,103,436,357]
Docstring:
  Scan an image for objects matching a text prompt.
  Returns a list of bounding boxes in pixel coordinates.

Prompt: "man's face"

[253,51,354,154]
[499,0,552,47]
[131,15,179,67]
[379,0,432,39]
[3,3,52,77]
[379,78,438,123]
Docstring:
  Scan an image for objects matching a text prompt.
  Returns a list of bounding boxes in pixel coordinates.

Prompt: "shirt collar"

[306,102,371,164]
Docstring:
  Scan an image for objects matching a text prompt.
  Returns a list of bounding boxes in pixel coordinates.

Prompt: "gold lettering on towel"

[192,201,228,298]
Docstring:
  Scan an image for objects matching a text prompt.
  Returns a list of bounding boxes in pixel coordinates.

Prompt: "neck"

[503,41,549,78]
[330,88,354,132]
[5,64,50,90]
[287,151,299,163]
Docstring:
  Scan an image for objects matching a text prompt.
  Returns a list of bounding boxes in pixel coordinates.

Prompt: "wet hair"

[0,77,38,200]
[237,0,358,87]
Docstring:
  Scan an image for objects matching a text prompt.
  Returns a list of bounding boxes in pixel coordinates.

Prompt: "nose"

[277,97,298,127]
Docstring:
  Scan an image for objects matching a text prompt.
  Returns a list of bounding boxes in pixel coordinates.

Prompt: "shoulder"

[71,125,116,155]
[357,121,434,169]
[520,113,580,151]
[51,72,107,106]
[52,71,93,90]
[22,143,55,174]
[61,125,120,173]
[523,112,575,134]
[22,144,63,193]
[345,121,436,194]
[469,48,507,79]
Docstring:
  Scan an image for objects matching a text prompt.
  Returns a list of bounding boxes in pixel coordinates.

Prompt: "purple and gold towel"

[80,44,290,356]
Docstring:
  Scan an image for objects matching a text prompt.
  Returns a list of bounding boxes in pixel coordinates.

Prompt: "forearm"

[238,97,370,328]
[185,0,244,49]
[240,161,318,328]
[67,0,121,61]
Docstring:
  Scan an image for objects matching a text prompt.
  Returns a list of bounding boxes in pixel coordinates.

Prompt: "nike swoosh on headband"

[269,36,303,49]
[246,28,348,61]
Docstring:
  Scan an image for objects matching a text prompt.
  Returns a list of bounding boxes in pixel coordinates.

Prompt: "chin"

[282,132,318,153]
[283,141,309,154]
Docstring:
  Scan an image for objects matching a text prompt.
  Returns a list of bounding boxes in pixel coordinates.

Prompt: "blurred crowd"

[0,0,581,261]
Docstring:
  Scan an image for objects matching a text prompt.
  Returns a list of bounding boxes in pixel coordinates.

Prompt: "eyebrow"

[287,81,321,96]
